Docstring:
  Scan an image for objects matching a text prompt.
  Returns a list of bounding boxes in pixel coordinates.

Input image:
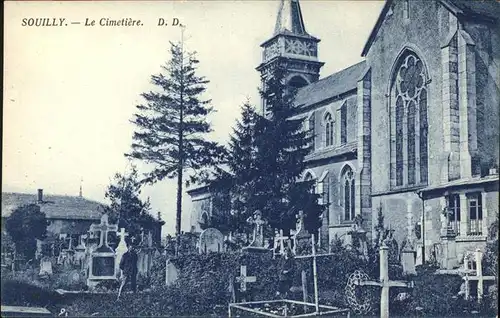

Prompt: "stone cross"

[235,265,256,292]
[354,243,414,318]
[117,228,129,246]
[89,214,118,248]
[247,210,267,247]
[296,211,305,232]
[273,230,288,257]
[462,249,496,302]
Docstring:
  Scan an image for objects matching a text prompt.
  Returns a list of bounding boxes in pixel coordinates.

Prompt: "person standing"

[117,245,138,300]
[276,247,295,298]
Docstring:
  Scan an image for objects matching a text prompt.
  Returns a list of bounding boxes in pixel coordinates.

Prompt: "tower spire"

[274,0,307,36]
[257,0,324,115]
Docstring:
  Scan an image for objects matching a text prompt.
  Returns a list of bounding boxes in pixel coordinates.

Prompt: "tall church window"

[341,166,355,221]
[308,112,316,150]
[340,103,347,144]
[391,51,428,188]
[324,112,334,147]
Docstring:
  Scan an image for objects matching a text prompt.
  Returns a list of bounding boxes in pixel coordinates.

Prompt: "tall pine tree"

[256,65,323,234]
[127,41,226,238]
[210,101,260,234]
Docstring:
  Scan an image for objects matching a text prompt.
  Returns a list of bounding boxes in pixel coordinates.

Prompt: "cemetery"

[1,207,498,317]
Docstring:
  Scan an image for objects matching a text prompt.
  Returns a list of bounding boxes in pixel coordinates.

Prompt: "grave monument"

[87,214,118,289]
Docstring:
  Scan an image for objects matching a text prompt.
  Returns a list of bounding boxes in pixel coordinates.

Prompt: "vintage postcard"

[2,0,499,317]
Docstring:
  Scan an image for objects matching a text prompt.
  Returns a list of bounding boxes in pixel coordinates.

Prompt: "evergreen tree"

[210,101,259,234]
[5,204,48,259]
[105,165,156,243]
[255,65,323,234]
[127,41,226,238]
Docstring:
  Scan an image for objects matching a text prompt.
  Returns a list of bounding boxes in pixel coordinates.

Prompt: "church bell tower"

[256,0,324,114]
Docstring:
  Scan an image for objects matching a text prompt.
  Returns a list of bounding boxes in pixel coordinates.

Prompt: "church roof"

[295,61,367,107]
[361,0,500,57]
[442,0,500,21]
[1,192,105,220]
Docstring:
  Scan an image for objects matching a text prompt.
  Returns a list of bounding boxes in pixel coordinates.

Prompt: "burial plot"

[198,228,224,253]
[87,214,118,289]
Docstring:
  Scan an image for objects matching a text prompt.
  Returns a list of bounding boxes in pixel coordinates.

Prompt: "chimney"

[37,189,43,203]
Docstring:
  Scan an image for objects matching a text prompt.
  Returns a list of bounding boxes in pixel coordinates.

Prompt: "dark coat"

[119,250,138,275]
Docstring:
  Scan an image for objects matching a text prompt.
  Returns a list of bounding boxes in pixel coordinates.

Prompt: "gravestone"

[137,231,154,277]
[38,256,53,277]
[401,200,417,275]
[74,235,87,268]
[165,259,179,286]
[243,210,268,253]
[87,214,118,289]
[347,215,369,260]
[198,228,224,253]
[114,228,128,277]
[292,211,311,255]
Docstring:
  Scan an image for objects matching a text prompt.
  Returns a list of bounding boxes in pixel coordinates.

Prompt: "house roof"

[295,61,367,107]
[1,192,105,220]
[361,0,500,57]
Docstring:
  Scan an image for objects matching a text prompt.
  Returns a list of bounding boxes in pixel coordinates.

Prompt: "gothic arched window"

[324,112,334,147]
[304,172,315,194]
[390,51,428,187]
[340,166,355,221]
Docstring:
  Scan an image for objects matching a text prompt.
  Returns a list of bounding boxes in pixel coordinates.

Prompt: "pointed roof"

[361,0,499,57]
[274,0,308,36]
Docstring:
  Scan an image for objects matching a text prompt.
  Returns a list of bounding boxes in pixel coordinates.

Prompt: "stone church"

[188,0,499,264]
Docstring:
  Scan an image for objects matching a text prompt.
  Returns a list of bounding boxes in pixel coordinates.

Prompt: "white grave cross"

[354,243,414,318]
[273,230,288,257]
[117,228,129,245]
[235,265,256,292]
[89,214,118,248]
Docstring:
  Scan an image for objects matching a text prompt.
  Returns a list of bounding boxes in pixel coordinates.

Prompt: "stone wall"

[367,0,444,193]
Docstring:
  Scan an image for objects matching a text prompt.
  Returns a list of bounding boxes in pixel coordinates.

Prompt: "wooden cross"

[354,242,414,318]
[89,214,118,248]
[294,235,338,314]
[235,265,256,293]
[462,249,496,302]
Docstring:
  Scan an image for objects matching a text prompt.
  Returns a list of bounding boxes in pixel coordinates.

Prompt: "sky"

[3,0,384,235]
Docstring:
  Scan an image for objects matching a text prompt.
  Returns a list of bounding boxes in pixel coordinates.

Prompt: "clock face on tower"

[285,39,317,57]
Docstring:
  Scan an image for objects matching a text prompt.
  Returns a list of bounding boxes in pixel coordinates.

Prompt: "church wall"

[189,193,211,233]
[463,21,500,172]
[304,158,360,246]
[305,93,357,149]
[367,0,445,195]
